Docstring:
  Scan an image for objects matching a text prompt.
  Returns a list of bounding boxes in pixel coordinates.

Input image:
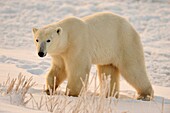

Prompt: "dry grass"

[0,73,165,113]
[70,74,118,113]
[26,74,119,113]
[0,73,36,105]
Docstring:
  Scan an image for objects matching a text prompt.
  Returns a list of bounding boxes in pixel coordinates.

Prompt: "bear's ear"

[55,27,62,35]
[32,28,38,34]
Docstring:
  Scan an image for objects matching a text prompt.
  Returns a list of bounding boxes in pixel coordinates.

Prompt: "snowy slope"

[0,0,170,113]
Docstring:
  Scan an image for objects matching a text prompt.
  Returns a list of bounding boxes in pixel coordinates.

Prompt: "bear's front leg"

[65,59,91,97]
[45,57,66,95]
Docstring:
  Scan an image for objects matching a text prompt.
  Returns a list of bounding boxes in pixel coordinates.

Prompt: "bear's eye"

[57,29,60,34]
[36,39,39,42]
[47,39,51,43]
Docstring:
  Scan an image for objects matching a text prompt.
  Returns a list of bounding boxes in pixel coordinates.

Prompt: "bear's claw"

[137,95,153,101]
[44,89,50,95]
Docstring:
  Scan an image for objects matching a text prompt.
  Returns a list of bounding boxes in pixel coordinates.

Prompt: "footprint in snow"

[0,55,50,75]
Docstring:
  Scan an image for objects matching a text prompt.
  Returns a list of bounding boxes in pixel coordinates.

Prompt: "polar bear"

[32,12,154,100]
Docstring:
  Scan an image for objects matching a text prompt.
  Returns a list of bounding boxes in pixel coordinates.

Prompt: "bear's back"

[83,12,126,26]
[81,12,140,65]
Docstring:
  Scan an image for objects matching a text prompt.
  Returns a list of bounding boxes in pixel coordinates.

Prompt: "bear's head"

[32,26,68,57]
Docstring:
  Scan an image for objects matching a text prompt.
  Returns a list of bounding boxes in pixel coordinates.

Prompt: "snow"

[0,0,170,113]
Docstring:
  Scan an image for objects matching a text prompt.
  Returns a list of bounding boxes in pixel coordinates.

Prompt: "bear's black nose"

[38,52,45,57]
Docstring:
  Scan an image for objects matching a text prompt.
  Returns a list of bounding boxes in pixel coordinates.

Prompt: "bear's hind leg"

[120,66,154,101]
[97,64,120,98]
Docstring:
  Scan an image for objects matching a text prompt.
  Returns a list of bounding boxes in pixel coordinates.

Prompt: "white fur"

[33,12,153,100]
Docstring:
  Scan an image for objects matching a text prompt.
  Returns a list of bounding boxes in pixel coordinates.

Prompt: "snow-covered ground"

[0,0,170,113]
